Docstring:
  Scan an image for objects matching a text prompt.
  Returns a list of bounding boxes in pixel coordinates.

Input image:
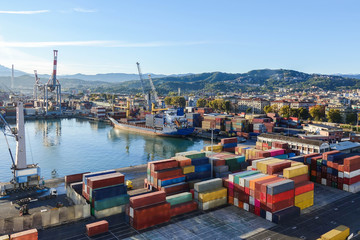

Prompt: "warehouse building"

[257,133,330,154]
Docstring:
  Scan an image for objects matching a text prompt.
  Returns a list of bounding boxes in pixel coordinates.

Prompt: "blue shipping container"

[158,176,186,187]
[92,184,127,201]
[195,164,211,173]
[191,157,209,166]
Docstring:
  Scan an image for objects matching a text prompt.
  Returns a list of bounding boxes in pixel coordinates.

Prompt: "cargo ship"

[108,109,194,137]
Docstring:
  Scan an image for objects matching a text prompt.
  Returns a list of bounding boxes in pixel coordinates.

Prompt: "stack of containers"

[85,172,129,218]
[225,120,232,132]
[215,116,227,131]
[220,137,238,153]
[82,169,117,200]
[201,115,216,130]
[226,170,300,223]
[128,191,171,230]
[211,152,247,177]
[283,165,313,210]
[342,155,360,193]
[194,178,227,210]
[231,117,249,133]
[302,151,360,193]
[176,151,211,182]
[166,192,198,217]
[253,123,266,133]
[147,159,185,190]
[185,113,201,127]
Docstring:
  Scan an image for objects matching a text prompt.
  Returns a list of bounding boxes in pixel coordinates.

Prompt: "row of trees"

[264,104,358,124]
[264,105,310,120]
[196,98,231,112]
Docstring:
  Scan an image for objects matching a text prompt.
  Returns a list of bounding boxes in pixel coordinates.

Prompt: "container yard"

[1,136,360,239]
[1,137,351,239]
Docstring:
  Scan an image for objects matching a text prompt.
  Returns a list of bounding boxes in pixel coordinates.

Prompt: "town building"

[257,133,330,154]
[237,98,270,114]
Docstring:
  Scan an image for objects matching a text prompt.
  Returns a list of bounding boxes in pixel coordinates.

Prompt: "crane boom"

[136,62,151,110]
[0,110,17,170]
[148,74,159,105]
[136,62,146,95]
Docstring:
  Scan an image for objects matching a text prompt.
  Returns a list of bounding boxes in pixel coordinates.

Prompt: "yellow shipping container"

[295,190,314,204]
[204,145,223,152]
[256,159,283,173]
[290,161,304,167]
[199,187,227,203]
[283,165,309,178]
[321,225,350,240]
[182,165,195,174]
[295,197,314,210]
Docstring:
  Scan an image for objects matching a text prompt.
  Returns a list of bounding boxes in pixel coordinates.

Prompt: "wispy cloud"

[0,40,210,48]
[73,8,97,13]
[0,10,49,14]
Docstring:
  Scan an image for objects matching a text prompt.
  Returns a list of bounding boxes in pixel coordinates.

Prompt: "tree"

[298,107,309,120]
[171,96,186,108]
[310,105,325,121]
[290,108,299,118]
[164,97,172,106]
[196,98,207,108]
[264,105,274,114]
[246,107,252,113]
[272,104,279,113]
[279,105,290,118]
[222,101,231,112]
[327,109,342,123]
[346,112,357,125]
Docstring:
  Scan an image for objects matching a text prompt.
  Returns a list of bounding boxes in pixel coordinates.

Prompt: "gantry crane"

[44,50,62,115]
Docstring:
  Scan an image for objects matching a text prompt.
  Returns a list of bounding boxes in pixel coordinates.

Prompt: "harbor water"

[0,118,209,182]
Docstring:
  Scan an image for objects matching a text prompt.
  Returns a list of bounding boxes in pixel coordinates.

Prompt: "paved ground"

[36,184,360,240]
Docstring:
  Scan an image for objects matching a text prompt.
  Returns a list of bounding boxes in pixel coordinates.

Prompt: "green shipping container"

[166,192,192,206]
[93,194,130,211]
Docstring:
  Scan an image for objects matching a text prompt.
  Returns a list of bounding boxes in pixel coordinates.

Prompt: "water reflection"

[34,119,61,147]
[107,128,201,161]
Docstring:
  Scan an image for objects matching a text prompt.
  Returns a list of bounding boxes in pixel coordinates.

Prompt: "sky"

[0,0,360,75]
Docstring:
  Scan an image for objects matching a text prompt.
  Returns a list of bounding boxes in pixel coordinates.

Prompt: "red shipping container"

[87,173,125,189]
[249,204,255,213]
[254,177,280,200]
[228,188,234,197]
[259,178,285,203]
[176,158,192,167]
[267,198,294,212]
[10,229,38,240]
[338,182,344,190]
[130,191,166,209]
[161,182,189,195]
[221,137,238,145]
[343,175,360,185]
[267,161,292,175]
[295,181,314,196]
[267,190,294,204]
[223,147,236,153]
[338,165,344,172]
[65,172,90,185]
[338,177,344,184]
[344,162,360,172]
[190,189,195,199]
[130,202,171,230]
[344,155,360,166]
[228,196,234,205]
[152,168,183,179]
[255,206,261,216]
[290,174,309,184]
[170,201,198,217]
[150,159,179,171]
[213,159,226,166]
[86,220,109,237]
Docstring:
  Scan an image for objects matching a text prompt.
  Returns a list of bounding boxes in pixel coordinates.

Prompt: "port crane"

[44,50,62,115]
[33,70,45,104]
[136,62,151,111]
[0,102,40,193]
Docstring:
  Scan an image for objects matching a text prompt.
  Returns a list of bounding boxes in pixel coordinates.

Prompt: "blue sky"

[0,0,359,75]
